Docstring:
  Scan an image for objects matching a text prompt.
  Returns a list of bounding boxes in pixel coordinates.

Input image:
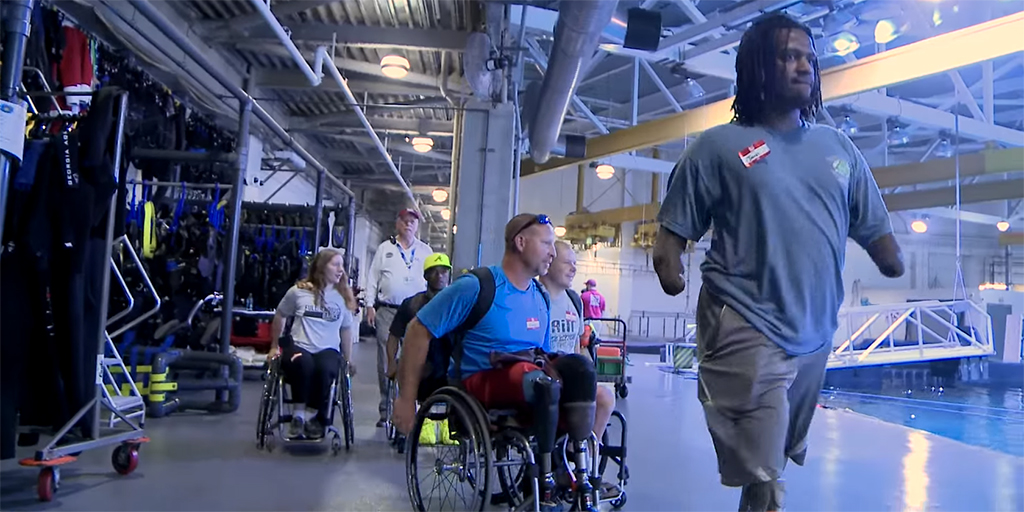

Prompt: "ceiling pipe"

[126,0,353,198]
[528,0,619,164]
[314,46,419,209]
[247,0,322,86]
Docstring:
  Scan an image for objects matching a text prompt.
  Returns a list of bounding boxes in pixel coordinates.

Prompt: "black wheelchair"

[403,359,629,511]
[256,353,355,455]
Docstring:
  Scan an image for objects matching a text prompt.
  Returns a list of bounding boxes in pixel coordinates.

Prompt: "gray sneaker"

[288,416,305,439]
[304,418,325,439]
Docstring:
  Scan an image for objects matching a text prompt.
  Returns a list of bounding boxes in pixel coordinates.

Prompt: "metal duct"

[528,0,618,164]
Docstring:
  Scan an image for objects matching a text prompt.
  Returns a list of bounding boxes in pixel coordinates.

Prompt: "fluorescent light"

[380,55,410,79]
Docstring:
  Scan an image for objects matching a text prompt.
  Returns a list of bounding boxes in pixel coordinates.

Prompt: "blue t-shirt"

[416,265,551,378]
[657,122,893,355]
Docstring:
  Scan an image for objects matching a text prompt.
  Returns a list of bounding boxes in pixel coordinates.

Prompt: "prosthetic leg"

[554,354,600,512]
[530,375,561,509]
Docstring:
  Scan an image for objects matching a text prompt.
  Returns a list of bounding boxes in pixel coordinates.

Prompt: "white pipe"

[314,47,418,209]
[248,0,322,86]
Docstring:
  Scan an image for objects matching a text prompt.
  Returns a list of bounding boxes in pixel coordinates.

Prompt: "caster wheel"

[112,444,139,475]
[610,490,627,509]
[37,467,58,502]
[616,384,628,399]
[331,434,342,456]
[265,433,277,453]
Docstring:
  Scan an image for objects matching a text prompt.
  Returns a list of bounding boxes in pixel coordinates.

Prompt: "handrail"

[108,236,161,339]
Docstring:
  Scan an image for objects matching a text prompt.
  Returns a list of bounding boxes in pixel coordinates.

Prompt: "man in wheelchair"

[393,214,605,510]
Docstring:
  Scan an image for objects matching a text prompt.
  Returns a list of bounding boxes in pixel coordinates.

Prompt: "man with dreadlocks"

[652,12,904,512]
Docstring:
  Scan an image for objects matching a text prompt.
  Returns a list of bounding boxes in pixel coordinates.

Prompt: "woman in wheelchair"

[268,248,357,440]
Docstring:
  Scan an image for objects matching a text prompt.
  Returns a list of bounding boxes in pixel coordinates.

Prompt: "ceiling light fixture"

[828,31,861,56]
[933,138,954,158]
[441,208,451,221]
[411,136,434,153]
[887,124,910,146]
[595,163,615,180]
[554,226,567,237]
[997,220,1010,232]
[380,55,410,79]
[911,219,928,234]
[431,188,448,203]
[874,19,904,44]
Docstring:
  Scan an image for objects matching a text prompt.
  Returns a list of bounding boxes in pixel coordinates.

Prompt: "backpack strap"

[450,267,495,384]
[565,288,583,320]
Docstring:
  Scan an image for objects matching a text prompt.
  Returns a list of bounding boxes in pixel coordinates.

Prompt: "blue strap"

[171,182,187,233]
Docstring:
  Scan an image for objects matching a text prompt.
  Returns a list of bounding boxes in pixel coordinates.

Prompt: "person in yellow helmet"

[384,253,452,450]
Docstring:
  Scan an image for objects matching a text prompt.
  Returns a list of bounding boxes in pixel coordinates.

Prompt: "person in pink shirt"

[580,279,606,319]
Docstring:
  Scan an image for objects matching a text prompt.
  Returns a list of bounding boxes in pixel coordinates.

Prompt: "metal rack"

[13,86,158,502]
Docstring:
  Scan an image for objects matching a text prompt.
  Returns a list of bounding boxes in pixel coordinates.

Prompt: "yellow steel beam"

[999,232,1024,246]
[566,179,1023,226]
[522,11,1024,177]
[873,148,1024,189]
[882,179,1024,212]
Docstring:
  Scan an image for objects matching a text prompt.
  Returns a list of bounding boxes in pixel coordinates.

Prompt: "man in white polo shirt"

[365,208,432,426]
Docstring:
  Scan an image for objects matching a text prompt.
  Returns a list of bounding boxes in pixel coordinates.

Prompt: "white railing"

[829,300,995,369]
[627,311,696,342]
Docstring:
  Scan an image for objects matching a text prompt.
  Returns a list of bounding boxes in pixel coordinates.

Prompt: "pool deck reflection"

[0,347,1021,511]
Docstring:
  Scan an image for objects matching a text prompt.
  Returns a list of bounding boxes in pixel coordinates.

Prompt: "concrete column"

[450,101,517,271]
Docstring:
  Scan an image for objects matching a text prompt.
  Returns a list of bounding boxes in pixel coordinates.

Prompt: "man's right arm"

[653,143,718,295]
[396,276,480,401]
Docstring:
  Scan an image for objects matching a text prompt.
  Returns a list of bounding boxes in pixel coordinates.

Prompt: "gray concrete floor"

[2,340,1022,511]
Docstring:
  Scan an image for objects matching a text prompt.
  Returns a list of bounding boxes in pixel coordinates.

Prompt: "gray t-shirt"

[657,122,892,355]
[546,287,584,354]
[276,285,355,354]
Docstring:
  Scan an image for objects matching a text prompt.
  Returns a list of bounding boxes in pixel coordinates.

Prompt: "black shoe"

[304,418,325,439]
[376,419,387,428]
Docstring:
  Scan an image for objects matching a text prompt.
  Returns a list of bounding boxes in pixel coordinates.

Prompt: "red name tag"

[738,140,770,168]
[527,318,540,330]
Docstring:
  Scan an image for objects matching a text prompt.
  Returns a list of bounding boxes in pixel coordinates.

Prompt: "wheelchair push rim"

[406,393,492,512]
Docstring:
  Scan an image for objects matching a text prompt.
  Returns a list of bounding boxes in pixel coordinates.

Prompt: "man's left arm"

[846,137,905,278]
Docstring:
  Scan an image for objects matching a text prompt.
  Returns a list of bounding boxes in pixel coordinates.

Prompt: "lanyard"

[396,241,416,270]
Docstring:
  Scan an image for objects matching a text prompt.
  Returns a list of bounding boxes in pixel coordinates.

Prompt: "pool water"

[819,384,1024,457]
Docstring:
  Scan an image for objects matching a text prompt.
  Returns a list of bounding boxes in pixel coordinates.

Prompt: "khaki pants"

[374,306,398,421]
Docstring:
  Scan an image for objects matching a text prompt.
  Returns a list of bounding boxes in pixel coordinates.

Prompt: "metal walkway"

[829,300,994,369]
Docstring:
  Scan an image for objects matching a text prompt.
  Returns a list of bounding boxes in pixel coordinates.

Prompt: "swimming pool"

[819,384,1024,457]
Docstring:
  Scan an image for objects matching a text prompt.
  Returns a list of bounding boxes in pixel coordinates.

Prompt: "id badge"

[738,140,770,168]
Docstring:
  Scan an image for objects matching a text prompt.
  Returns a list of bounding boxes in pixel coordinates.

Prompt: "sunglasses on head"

[513,214,552,239]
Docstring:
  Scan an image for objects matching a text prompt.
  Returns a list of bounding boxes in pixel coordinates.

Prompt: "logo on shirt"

[301,302,343,322]
[830,157,851,178]
[385,251,394,259]
[526,318,541,330]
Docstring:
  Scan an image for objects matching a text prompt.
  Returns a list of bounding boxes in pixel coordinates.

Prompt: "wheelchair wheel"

[493,429,531,509]
[256,359,280,450]
[341,366,355,451]
[407,392,492,511]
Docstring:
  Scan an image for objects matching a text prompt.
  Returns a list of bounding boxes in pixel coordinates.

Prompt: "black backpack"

[420,267,550,396]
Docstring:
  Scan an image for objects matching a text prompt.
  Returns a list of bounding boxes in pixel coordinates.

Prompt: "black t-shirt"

[390,292,429,339]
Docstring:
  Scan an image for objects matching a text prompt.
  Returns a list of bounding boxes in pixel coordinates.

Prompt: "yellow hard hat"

[423,253,452,272]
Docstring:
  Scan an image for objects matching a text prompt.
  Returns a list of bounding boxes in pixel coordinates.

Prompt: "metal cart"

[586,318,632,399]
[16,90,160,502]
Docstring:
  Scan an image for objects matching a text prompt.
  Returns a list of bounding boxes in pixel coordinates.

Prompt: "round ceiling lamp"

[910,219,928,234]
[431,188,448,203]
[380,55,410,79]
[441,208,451,221]
[997,220,1010,232]
[554,226,567,237]
[595,163,615,180]
[411,136,434,153]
